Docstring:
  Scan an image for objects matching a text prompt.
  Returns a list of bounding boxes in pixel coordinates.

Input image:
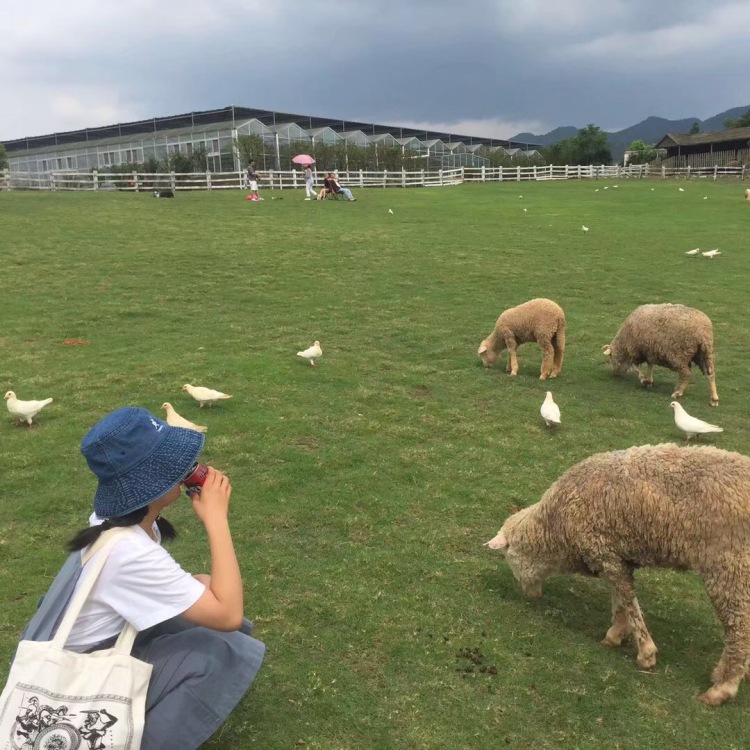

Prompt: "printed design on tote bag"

[8,690,126,750]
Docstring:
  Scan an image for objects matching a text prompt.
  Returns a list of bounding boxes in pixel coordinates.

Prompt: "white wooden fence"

[1,163,746,192]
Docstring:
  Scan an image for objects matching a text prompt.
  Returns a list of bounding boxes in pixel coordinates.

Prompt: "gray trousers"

[20,553,265,750]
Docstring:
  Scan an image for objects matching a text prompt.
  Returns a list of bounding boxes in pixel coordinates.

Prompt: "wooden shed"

[656,126,750,168]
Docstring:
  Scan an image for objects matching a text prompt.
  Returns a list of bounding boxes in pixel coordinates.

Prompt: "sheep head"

[485,504,561,599]
[478,339,499,368]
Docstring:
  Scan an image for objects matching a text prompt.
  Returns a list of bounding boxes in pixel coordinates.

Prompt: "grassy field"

[1,179,749,750]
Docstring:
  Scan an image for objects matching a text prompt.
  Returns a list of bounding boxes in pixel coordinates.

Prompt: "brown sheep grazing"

[478,298,566,379]
[603,303,719,406]
[486,444,750,706]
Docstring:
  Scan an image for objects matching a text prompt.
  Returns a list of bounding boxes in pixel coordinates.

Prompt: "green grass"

[1,179,749,750]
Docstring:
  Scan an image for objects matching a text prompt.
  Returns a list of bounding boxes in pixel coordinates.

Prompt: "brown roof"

[656,125,750,149]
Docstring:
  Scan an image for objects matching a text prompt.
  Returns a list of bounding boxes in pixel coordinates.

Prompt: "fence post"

[206,171,212,190]
[686,165,691,180]
[713,164,718,181]
[498,166,503,182]
[402,168,406,188]
[359,169,364,188]
[383,170,387,188]
[1,170,8,191]
[481,165,486,182]
[292,170,297,189]
[742,165,746,181]
[133,171,139,193]
[420,169,424,187]
[92,170,99,191]
[516,166,520,181]
[439,169,444,186]
[49,172,56,192]
[170,171,176,191]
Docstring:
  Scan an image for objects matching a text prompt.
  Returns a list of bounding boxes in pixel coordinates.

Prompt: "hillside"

[512,105,750,160]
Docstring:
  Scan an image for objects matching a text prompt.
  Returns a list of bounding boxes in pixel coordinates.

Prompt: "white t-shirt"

[64,515,205,651]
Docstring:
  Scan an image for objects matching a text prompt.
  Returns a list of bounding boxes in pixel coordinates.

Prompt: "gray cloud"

[3,0,747,141]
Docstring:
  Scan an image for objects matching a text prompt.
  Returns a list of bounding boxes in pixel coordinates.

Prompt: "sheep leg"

[600,564,658,668]
[699,620,750,706]
[705,356,719,406]
[602,591,631,647]
[671,366,692,400]
[640,364,654,387]
[550,332,565,378]
[699,577,750,706]
[504,336,519,376]
[537,339,555,380]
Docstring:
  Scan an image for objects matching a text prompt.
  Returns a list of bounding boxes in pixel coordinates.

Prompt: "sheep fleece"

[492,443,750,706]
[478,298,565,378]
[605,303,718,405]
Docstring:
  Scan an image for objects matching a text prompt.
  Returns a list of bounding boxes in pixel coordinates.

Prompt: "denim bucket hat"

[81,406,205,519]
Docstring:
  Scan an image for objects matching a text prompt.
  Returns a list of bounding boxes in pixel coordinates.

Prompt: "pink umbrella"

[292,154,315,166]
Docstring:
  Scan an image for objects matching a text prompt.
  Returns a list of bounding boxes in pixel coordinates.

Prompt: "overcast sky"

[4,0,749,142]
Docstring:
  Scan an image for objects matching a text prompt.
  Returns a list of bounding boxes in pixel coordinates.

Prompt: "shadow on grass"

[478,567,722,693]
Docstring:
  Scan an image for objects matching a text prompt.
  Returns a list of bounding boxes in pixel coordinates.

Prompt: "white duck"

[5,391,53,427]
[161,402,208,433]
[182,384,232,408]
[297,340,323,367]
[540,391,561,427]
[670,401,723,440]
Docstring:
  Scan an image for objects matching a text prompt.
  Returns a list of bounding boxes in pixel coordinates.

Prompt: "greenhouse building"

[3,105,540,174]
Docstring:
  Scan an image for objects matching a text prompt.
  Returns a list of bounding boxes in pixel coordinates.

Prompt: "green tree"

[570,124,612,165]
[724,107,750,129]
[542,138,576,165]
[689,121,701,135]
[235,134,266,167]
[0,143,7,170]
[625,139,657,165]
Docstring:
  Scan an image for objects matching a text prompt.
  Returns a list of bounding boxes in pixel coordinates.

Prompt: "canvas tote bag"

[0,528,152,750]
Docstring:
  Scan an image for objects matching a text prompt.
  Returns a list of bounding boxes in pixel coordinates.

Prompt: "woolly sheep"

[478,298,566,379]
[745,188,750,201]
[486,443,750,706]
[603,303,719,406]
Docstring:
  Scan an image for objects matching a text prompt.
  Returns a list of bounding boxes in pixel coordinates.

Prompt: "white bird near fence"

[702,249,721,258]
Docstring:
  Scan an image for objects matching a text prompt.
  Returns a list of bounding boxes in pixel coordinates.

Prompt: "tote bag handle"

[52,527,140,655]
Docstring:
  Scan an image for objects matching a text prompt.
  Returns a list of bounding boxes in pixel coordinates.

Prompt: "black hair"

[66,509,177,552]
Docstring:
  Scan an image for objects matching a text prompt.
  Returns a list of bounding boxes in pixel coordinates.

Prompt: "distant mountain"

[510,106,750,161]
[512,126,578,146]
